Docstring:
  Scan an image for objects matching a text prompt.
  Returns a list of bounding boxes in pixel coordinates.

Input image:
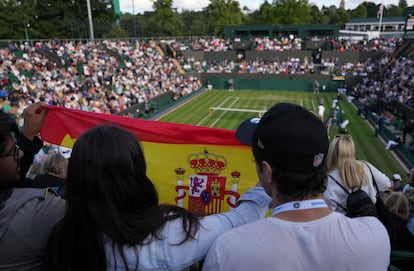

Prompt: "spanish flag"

[40,106,257,215]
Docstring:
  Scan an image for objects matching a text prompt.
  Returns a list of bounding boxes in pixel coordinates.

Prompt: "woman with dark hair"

[45,125,270,271]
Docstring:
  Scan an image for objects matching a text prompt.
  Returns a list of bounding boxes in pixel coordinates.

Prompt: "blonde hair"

[26,162,42,180]
[41,153,68,178]
[381,191,410,220]
[327,135,368,189]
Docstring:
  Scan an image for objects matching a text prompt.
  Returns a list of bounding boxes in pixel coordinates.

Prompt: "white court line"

[209,97,240,127]
[236,97,313,102]
[196,96,239,126]
[198,96,313,127]
[311,100,316,112]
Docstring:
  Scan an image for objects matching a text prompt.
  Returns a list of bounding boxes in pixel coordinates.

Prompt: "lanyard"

[272,199,328,216]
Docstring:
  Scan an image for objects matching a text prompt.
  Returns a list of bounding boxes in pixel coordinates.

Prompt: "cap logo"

[250,118,260,124]
[313,153,324,167]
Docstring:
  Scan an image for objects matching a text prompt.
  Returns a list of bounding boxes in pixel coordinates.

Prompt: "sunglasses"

[0,143,20,162]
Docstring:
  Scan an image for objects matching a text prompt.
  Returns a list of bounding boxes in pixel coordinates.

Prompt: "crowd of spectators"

[351,53,414,106]
[4,36,414,269]
[347,46,414,157]
[0,39,202,121]
[175,36,398,76]
[329,36,399,52]
[168,35,400,53]
[0,35,407,128]
[180,54,378,76]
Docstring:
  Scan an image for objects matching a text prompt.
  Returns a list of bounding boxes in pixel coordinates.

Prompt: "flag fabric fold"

[40,106,257,214]
[377,3,384,19]
[40,106,242,146]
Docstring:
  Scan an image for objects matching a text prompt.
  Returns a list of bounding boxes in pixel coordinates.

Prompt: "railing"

[353,99,414,169]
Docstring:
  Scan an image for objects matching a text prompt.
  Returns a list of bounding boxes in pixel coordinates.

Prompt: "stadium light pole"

[24,22,30,42]
[132,0,137,39]
[86,0,95,41]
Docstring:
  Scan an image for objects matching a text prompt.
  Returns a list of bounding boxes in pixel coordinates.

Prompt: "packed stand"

[349,53,414,151]
[0,39,202,122]
[180,54,380,76]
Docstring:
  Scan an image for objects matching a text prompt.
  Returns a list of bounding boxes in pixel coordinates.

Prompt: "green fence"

[206,77,343,92]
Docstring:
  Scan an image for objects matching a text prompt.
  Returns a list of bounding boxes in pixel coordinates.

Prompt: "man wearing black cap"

[0,103,65,270]
[203,103,390,271]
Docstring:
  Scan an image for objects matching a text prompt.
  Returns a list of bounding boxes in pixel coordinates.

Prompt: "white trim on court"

[209,98,240,127]
[198,96,309,127]
[210,107,267,114]
[196,97,240,126]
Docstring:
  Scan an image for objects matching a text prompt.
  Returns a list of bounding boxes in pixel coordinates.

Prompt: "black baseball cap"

[236,103,329,173]
[0,110,18,137]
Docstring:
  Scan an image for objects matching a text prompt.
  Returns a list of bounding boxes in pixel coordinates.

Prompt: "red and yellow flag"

[40,106,258,215]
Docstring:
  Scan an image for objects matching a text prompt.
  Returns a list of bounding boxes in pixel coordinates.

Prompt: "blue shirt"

[104,187,271,271]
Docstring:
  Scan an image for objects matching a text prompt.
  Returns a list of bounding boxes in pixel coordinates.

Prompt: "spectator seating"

[389,250,414,271]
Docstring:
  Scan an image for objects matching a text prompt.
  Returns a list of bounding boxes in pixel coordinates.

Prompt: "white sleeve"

[162,187,271,268]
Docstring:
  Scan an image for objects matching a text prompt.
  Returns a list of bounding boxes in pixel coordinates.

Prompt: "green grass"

[159,90,334,129]
[158,89,407,180]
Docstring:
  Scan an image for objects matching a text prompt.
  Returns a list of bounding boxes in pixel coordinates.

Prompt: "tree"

[386,4,404,17]
[119,13,134,37]
[273,0,312,24]
[258,1,276,24]
[350,4,367,19]
[181,10,210,36]
[360,1,381,18]
[133,12,156,38]
[205,0,245,37]
[310,5,329,24]
[0,0,34,39]
[0,0,116,39]
[149,0,183,36]
[244,1,274,25]
[102,23,128,38]
[329,7,350,26]
[399,0,408,9]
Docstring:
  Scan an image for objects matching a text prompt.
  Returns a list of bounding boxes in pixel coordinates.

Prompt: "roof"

[349,17,405,23]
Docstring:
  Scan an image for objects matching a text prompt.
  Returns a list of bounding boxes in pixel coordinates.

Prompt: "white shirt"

[318,104,325,118]
[202,212,390,271]
[324,162,391,214]
[104,187,271,271]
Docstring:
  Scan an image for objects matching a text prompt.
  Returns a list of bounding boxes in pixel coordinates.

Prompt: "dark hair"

[254,146,327,200]
[45,125,199,271]
[0,110,18,153]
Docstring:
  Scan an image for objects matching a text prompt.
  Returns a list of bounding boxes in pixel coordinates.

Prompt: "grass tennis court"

[159,90,334,130]
[158,90,407,179]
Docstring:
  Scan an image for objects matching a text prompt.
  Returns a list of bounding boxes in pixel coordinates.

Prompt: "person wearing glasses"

[323,134,391,215]
[0,102,66,271]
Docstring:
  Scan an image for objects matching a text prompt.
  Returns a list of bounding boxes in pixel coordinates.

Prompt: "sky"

[119,0,414,14]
